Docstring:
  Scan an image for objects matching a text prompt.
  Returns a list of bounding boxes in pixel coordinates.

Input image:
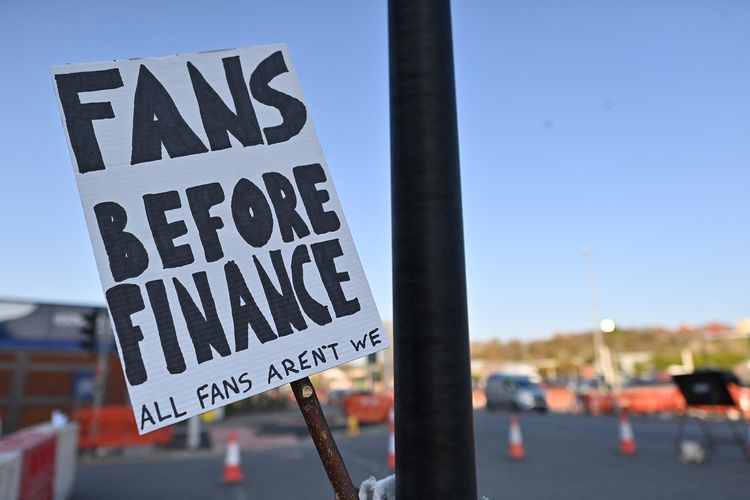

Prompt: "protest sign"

[51,44,386,433]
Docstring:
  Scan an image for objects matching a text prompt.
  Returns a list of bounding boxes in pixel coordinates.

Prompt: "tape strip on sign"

[51,44,387,434]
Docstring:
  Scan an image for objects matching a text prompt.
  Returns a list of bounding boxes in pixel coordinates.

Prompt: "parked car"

[485,373,548,412]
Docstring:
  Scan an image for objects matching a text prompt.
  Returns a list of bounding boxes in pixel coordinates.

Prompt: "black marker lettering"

[145,280,186,375]
[293,164,340,234]
[131,65,208,164]
[106,284,147,385]
[54,69,123,173]
[268,363,282,384]
[291,244,332,326]
[263,172,310,243]
[311,239,360,318]
[188,56,263,151]
[173,272,231,364]
[231,178,274,248]
[144,190,194,269]
[253,251,307,337]
[186,182,226,262]
[224,260,277,349]
[94,202,149,282]
[249,51,307,144]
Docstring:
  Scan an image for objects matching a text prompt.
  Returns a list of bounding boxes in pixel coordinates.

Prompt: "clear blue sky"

[1,0,748,340]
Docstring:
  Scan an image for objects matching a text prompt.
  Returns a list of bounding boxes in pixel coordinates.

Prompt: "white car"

[485,373,548,412]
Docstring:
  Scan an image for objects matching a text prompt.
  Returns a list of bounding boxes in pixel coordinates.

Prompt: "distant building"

[0,299,125,434]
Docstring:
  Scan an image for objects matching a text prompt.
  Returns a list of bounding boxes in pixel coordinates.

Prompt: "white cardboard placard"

[51,44,386,434]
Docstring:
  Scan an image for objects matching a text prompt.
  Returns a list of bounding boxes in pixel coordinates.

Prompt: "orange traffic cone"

[222,431,243,484]
[618,411,636,456]
[387,408,396,470]
[508,415,526,460]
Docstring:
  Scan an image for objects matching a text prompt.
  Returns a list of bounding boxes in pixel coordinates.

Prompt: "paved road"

[74,410,750,499]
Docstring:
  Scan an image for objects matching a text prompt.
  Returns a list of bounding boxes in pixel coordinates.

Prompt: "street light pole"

[582,245,605,380]
[600,318,617,386]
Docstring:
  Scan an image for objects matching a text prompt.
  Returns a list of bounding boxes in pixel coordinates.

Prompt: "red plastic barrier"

[582,392,615,415]
[580,383,750,418]
[75,406,172,449]
[730,385,750,416]
[343,394,393,423]
[0,429,56,500]
[615,385,685,414]
[542,386,578,412]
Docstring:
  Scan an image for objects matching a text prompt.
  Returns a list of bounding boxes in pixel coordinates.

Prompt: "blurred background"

[0,0,748,498]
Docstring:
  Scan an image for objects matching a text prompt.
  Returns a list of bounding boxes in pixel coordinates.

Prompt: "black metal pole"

[389,1,478,498]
